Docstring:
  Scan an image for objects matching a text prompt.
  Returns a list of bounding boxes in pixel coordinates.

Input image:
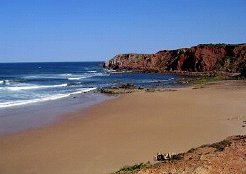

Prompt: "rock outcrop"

[105,44,246,76]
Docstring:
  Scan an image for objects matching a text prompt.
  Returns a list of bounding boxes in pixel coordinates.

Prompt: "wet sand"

[0,93,112,134]
[0,82,246,174]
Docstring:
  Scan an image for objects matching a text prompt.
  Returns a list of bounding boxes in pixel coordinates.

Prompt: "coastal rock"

[100,83,140,94]
[105,44,246,76]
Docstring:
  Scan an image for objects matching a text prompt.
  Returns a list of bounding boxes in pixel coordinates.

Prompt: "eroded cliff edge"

[104,44,246,76]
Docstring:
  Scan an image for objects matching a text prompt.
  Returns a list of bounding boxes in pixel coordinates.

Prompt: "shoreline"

[105,68,241,78]
[0,74,185,135]
[0,92,114,135]
[0,80,246,174]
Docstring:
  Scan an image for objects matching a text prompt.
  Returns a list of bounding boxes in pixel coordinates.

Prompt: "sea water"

[0,62,179,109]
[0,62,180,133]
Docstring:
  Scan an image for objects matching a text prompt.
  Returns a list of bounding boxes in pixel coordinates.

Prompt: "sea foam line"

[68,77,81,80]
[0,87,97,109]
[4,84,68,91]
[25,72,107,80]
[67,72,109,80]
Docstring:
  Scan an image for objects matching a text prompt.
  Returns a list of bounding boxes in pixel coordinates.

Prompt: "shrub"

[209,140,231,151]
[115,162,151,173]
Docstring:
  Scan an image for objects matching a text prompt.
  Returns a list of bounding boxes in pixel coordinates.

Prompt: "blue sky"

[0,0,245,62]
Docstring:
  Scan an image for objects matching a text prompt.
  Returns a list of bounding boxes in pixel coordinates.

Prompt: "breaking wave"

[0,87,97,108]
[3,84,68,91]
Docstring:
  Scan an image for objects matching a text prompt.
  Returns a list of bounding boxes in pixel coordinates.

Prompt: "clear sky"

[0,0,245,62]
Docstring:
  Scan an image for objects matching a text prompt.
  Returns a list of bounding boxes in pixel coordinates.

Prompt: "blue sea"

[0,62,179,109]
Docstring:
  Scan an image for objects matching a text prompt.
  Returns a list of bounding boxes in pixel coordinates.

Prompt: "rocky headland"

[104,44,246,77]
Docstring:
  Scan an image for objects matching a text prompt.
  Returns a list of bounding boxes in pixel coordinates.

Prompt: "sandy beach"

[0,81,246,174]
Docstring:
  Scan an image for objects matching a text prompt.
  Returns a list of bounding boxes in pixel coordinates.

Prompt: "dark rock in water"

[118,83,135,89]
[100,83,140,94]
[104,44,246,77]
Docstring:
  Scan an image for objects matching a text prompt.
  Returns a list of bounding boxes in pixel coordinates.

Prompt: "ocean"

[0,62,180,133]
[0,62,179,109]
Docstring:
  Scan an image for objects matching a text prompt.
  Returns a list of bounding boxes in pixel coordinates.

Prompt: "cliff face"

[105,44,246,75]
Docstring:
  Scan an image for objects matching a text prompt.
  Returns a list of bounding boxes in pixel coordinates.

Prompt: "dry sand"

[0,82,246,174]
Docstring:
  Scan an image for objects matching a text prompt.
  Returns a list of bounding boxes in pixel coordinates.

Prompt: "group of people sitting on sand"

[154,152,173,161]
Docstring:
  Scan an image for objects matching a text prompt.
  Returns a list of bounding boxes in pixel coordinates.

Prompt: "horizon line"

[0,61,105,64]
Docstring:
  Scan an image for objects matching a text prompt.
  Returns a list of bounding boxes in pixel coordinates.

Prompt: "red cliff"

[105,44,246,76]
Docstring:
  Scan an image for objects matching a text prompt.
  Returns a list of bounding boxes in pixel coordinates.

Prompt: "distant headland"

[104,44,246,77]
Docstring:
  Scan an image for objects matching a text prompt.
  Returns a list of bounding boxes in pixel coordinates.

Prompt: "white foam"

[5,84,67,91]
[68,77,81,80]
[24,72,108,80]
[0,87,97,109]
[67,73,108,81]
[0,80,10,85]
[59,73,72,76]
